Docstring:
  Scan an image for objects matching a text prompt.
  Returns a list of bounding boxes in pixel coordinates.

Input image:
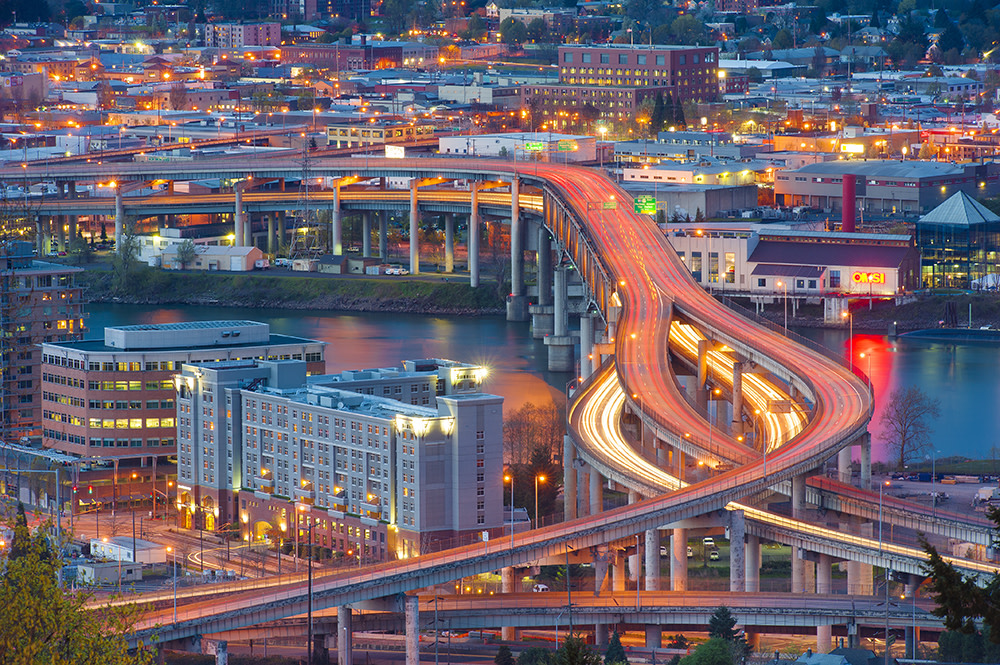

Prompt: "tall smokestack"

[842,174,856,233]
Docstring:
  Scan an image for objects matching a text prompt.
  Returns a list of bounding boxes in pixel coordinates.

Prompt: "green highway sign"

[634,196,657,214]
[557,139,578,152]
[524,142,545,151]
[602,200,618,210]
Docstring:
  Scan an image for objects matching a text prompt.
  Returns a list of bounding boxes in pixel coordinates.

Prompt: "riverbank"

[78,267,507,315]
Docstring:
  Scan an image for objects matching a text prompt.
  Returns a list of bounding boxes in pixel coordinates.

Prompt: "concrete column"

[545,265,574,371]
[589,469,602,515]
[564,436,577,521]
[744,534,760,592]
[554,266,568,337]
[792,474,806,517]
[595,545,610,593]
[330,187,342,255]
[444,213,454,272]
[817,625,832,654]
[214,641,228,665]
[114,186,124,248]
[644,529,660,591]
[363,211,372,258]
[804,560,816,593]
[594,624,608,649]
[791,545,804,593]
[507,177,528,321]
[35,217,43,256]
[731,362,744,435]
[838,447,852,485]
[56,216,66,253]
[68,215,77,245]
[579,314,595,379]
[628,491,641,583]
[645,625,662,649]
[671,528,688,591]
[278,211,286,250]
[409,180,419,274]
[234,184,244,247]
[696,339,709,409]
[537,226,553,306]
[860,435,872,489]
[338,606,353,665]
[578,469,589,517]
[379,210,388,261]
[469,186,480,287]
[501,567,517,641]
[729,509,746,592]
[904,573,919,598]
[404,595,419,665]
[612,552,626,591]
[817,554,833,594]
[267,215,276,255]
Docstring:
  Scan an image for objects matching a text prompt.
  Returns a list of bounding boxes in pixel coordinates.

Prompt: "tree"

[526,18,546,42]
[97,80,115,110]
[708,607,740,642]
[772,28,793,50]
[168,81,188,111]
[679,639,734,665]
[879,386,941,470]
[176,239,197,269]
[465,14,486,39]
[496,646,516,665]
[605,632,628,665]
[555,636,602,665]
[111,223,142,295]
[518,646,554,665]
[500,18,528,44]
[0,511,154,663]
[651,92,666,134]
[670,14,706,45]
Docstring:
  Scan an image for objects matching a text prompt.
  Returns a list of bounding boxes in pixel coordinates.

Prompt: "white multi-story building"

[176,358,502,560]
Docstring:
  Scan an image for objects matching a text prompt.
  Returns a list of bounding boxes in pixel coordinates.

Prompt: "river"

[87,304,1000,464]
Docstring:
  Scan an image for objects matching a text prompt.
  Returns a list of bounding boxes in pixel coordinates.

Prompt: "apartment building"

[522,44,719,129]
[176,358,501,560]
[0,241,85,442]
[39,321,325,461]
[204,22,281,49]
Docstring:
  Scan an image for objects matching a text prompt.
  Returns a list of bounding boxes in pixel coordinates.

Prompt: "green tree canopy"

[556,636,602,665]
[496,645,516,665]
[605,631,628,665]
[500,17,528,44]
[679,639,734,665]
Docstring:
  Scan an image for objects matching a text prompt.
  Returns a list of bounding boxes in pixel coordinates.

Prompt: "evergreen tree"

[10,502,30,561]
[605,631,628,665]
[673,98,686,128]
[496,646,516,665]
[556,636,602,665]
[679,639,733,665]
[664,93,676,127]
[518,646,554,665]
[651,93,666,134]
[708,607,739,642]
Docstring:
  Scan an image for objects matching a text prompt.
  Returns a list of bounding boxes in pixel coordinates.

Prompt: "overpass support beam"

[444,213,454,272]
[234,184,244,247]
[612,550,626,591]
[745,535,760,592]
[330,188,342,255]
[469,185,480,288]
[507,178,528,321]
[594,625,608,649]
[838,447,852,485]
[56,216,66,253]
[578,468,589,517]
[589,468,602,516]
[860,434,872,489]
[363,211,373,258]
[114,186,124,248]
[817,625,833,654]
[409,181,420,274]
[545,265,574,371]
[729,510,746,592]
[501,568,518,641]
[338,606,353,665]
[644,528,660,591]
[404,595,419,665]
[671,528,688,591]
[791,545,805,593]
[579,313,595,379]
[791,475,806,517]
[278,211,286,250]
[645,626,662,649]
[35,216,44,256]
[267,216,276,255]
[379,211,388,261]
[563,436,577,521]
[530,226,554,339]
[817,554,832,593]
[628,491,640,583]
[68,215,77,246]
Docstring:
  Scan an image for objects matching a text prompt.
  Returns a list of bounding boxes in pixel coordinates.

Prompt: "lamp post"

[598,126,608,169]
[878,479,889,556]
[534,474,546,528]
[776,280,788,333]
[860,351,872,388]
[504,473,514,548]
[842,310,853,367]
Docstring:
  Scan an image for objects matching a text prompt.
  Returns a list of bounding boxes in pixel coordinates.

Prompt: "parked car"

[532,583,549,592]
[709,549,720,561]
[702,537,715,548]
[686,546,693,558]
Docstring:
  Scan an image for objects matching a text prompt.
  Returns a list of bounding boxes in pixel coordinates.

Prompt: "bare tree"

[503,402,564,466]
[880,386,941,470]
[168,81,188,111]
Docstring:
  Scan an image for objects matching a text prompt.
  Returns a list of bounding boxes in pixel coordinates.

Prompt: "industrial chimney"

[841,174,856,233]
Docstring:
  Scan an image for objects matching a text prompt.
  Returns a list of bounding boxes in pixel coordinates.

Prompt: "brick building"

[39,321,325,461]
[0,241,85,442]
[204,22,282,49]
[521,44,719,129]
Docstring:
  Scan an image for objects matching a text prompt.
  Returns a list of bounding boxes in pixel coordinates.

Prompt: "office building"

[0,241,85,442]
[522,44,719,129]
[204,22,282,49]
[40,321,325,461]
[916,191,1000,289]
[176,358,501,560]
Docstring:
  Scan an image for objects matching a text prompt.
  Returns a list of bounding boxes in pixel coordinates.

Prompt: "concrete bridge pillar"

[644,528,660,591]
[469,185,480,287]
[409,180,420,274]
[904,573,919,598]
[267,215,275,255]
[545,264,574,371]
[731,362,745,436]
[645,625,662,649]
[628,491,641,582]
[35,216,44,256]
[114,186,124,248]
[589,468,602,516]
[501,567,518,641]
[331,188,343,255]
[564,436,577,521]
[696,339,709,410]
[338,606,353,665]
[404,595,419,665]
[838,447,852,484]
[594,624,608,649]
[363,211,373,258]
[594,544,610,593]
[507,178,528,321]
[537,226,552,306]
[234,184,244,247]
[612,550,626,591]
[277,211,286,250]
[792,474,806,517]
[578,468,589,517]
[214,640,228,665]
[729,509,746,592]
[792,544,805,593]
[379,210,388,261]
[443,213,454,272]
[804,559,816,593]
[579,313,595,379]
[68,215,77,245]
[56,216,66,253]
[860,435,872,489]
[817,625,833,653]
[671,528,688,591]
[817,554,833,594]
[745,534,760,592]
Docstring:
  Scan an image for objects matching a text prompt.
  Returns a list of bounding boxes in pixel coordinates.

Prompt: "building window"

[600,53,609,64]
[758,278,766,287]
[564,53,573,63]
[582,53,591,63]
[829,270,841,288]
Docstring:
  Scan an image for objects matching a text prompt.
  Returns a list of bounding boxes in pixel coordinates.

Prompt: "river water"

[88,304,1000,464]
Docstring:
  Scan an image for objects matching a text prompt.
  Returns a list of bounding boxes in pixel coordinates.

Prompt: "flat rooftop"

[44,332,322,354]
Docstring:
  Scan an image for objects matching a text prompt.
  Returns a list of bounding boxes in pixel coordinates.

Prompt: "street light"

[534,474,546,528]
[859,351,872,388]
[776,280,788,333]
[842,310,853,367]
[504,473,514,549]
[598,126,608,169]
[878,479,890,556]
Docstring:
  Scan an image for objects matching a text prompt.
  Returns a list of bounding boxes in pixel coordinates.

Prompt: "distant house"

[162,244,264,271]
